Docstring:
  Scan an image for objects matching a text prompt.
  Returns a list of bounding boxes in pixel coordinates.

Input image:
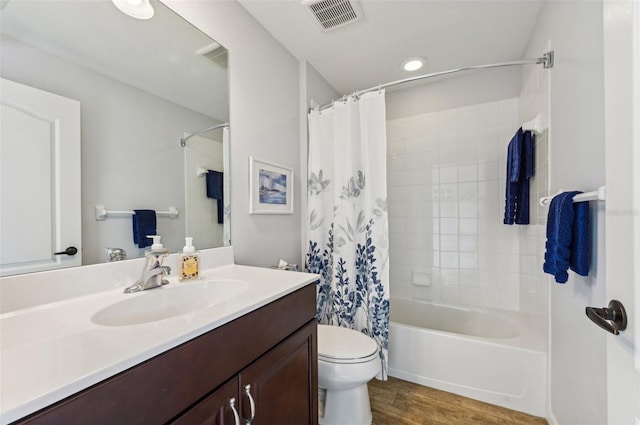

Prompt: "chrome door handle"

[243,384,256,425]
[53,246,78,256]
[229,397,240,425]
[586,300,627,335]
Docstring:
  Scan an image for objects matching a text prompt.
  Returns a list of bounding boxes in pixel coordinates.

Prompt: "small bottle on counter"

[179,237,200,281]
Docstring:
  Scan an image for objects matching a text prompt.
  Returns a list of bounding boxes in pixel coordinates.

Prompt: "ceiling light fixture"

[112,0,154,20]
[402,57,426,72]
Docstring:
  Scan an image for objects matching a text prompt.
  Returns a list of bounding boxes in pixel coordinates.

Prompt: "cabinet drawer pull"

[229,397,240,425]
[243,384,256,424]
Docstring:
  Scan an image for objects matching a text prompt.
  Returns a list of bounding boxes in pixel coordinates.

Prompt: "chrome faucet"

[124,251,171,293]
[106,247,127,262]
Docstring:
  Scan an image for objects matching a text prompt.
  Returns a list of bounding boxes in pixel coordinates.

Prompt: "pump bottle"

[179,237,200,281]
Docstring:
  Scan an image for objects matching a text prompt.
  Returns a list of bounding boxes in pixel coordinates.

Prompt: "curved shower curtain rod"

[180,122,229,147]
[314,51,554,113]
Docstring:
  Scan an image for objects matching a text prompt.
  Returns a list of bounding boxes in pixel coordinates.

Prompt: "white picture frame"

[249,156,293,214]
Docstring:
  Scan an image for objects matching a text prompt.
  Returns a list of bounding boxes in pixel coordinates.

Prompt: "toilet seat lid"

[318,324,378,363]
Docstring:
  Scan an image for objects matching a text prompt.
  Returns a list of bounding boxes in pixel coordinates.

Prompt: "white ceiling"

[238,0,545,96]
[1,0,229,121]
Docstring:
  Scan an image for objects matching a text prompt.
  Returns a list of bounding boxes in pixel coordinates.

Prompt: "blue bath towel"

[504,128,535,225]
[543,191,591,283]
[206,170,224,224]
[132,210,156,248]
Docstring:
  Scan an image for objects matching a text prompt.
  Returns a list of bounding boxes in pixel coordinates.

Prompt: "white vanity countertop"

[0,260,318,424]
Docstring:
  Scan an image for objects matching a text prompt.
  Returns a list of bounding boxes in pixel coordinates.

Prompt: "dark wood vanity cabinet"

[172,377,240,425]
[15,283,318,425]
[175,320,316,425]
[238,321,316,425]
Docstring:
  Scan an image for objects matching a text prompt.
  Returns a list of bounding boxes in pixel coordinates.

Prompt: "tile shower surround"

[387,97,548,319]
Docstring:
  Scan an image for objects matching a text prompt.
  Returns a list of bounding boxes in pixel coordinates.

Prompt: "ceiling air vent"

[196,42,228,69]
[302,0,363,32]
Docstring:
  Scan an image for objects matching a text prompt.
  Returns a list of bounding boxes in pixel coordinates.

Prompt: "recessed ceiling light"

[112,0,154,20]
[402,57,426,72]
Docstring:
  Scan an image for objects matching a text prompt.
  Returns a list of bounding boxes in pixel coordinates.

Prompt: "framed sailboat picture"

[249,156,293,214]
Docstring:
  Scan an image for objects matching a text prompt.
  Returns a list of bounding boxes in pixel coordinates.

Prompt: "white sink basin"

[91,279,249,326]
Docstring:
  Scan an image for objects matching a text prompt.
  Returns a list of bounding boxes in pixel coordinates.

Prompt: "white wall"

[603,0,638,423]
[306,63,341,109]
[523,1,608,424]
[386,67,521,120]
[1,35,217,264]
[165,0,302,267]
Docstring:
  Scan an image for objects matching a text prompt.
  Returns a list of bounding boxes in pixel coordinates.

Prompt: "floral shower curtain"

[305,91,390,378]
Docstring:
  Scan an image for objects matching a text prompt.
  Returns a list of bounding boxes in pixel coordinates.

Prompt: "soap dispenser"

[179,237,200,281]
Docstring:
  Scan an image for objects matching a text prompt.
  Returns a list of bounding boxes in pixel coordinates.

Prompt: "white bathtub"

[389,297,546,417]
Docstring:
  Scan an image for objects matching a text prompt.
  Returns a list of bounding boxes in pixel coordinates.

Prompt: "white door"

[603,1,638,423]
[0,78,81,276]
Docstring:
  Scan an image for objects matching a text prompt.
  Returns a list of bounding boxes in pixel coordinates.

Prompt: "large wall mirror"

[0,0,229,276]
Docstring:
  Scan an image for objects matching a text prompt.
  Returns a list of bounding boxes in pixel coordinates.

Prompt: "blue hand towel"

[508,128,524,183]
[132,210,156,248]
[543,191,591,283]
[504,129,522,224]
[504,128,535,225]
[515,130,535,224]
[206,170,224,224]
[570,197,591,276]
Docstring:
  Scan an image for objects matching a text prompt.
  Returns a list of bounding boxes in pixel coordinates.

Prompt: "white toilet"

[317,324,381,425]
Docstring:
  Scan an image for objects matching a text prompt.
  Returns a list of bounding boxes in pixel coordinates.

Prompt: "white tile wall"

[387,98,525,311]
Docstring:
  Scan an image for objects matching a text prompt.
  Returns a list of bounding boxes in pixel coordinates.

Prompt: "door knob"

[53,246,78,256]
[585,300,627,335]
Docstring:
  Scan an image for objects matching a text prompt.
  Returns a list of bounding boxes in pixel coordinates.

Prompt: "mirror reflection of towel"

[132,210,156,248]
[206,170,224,224]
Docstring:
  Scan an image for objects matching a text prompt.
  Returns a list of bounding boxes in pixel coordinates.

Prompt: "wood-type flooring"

[368,376,548,425]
